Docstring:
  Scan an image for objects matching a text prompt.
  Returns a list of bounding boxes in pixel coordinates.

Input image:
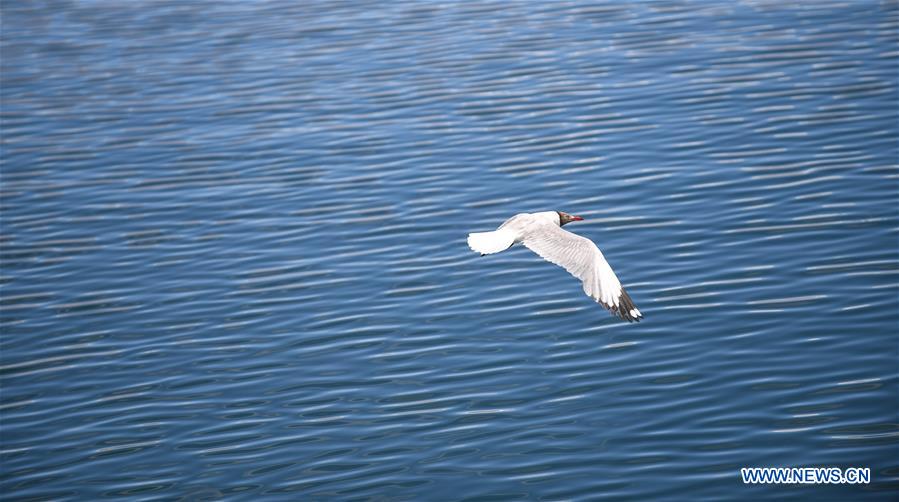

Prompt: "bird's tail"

[467,230,515,255]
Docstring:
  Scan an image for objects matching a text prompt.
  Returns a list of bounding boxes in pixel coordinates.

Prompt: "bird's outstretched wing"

[521,223,642,322]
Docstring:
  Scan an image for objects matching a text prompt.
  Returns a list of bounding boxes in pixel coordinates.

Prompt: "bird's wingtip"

[613,289,643,323]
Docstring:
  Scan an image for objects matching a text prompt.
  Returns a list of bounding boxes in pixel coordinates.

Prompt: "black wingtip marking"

[604,287,643,323]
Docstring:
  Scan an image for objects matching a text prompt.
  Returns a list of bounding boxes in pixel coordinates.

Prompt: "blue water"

[2,1,897,500]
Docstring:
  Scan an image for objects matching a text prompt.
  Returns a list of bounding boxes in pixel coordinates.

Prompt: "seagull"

[467,211,643,322]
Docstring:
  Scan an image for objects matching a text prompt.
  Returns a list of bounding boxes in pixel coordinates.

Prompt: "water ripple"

[2,0,897,500]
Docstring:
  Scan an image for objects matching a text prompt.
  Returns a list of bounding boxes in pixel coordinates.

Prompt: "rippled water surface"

[2,1,898,500]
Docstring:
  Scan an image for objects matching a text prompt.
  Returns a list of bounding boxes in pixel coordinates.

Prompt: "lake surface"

[1,1,897,500]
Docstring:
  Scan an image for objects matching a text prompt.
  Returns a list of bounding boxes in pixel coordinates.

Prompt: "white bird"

[467,211,643,322]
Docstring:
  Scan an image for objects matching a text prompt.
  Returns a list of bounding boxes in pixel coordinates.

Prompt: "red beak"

[572,215,584,221]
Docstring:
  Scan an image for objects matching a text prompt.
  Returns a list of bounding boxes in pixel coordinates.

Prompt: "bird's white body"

[467,211,558,255]
[467,211,642,322]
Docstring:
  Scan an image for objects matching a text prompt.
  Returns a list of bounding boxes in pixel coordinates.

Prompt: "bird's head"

[557,211,584,226]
